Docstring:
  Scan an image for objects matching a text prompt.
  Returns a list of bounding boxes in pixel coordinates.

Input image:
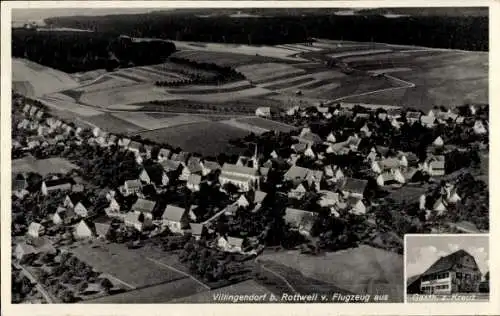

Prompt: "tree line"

[44,13,488,51]
[12,29,176,73]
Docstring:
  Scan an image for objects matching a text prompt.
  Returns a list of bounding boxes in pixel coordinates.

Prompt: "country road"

[14,263,57,303]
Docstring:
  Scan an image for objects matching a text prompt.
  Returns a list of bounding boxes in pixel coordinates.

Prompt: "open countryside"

[11,7,489,304]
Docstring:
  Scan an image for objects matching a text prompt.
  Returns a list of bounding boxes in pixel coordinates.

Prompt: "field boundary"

[145,257,211,290]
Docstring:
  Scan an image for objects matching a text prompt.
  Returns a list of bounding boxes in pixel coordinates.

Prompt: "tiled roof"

[422,250,476,276]
[342,178,368,195]
[221,163,259,177]
[162,205,186,222]
[132,198,156,214]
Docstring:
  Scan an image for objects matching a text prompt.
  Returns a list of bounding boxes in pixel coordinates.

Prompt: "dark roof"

[422,250,477,277]
[143,164,166,185]
[132,198,156,214]
[44,178,73,188]
[161,159,182,172]
[342,178,368,195]
[407,274,421,287]
[12,179,28,191]
[67,192,86,204]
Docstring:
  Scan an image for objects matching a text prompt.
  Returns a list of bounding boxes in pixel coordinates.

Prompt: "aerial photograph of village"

[10,6,489,304]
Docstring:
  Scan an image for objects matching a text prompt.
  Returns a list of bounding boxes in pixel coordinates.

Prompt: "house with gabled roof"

[326,132,337,143]
[341,178,368,199]
[284,165,310,185]
[288,183,308,200]
[346,196,366,215]
[127,140,143,155]
[236,194,250,208]
[420,115,435,128]
[124,211,154,232]
[427,156,446,177]
[473,120,487,135]
[118,137,131,148]
[305,169,323,191]
[376,169,405,187]
[284,208,318,237]
[255,107,271,118]
[291,142,308,154]
[123,179,142,196]
[14,242,38,261]
[318,190,340,208]
[74,199,92,218]
[74,219,98,239]
[143,144,154,159]
[433,136,444,147]
[217,236,245,253]
[158,148,172,162]
[324,165,345,183]
[131,198,156,219]
[419,249,481,294]
[161,205,188,234]
[189,223,206,241]
[406,111,422,124]
[12,174,29,199]
[139,165,169,187]
[219,163,260,192]
[160,159,183,174]
[202,161,221,176]
[304,146,316,159]
[171,151,190,165]
[180,157,203,181]
[64,192,85,209]
[28,222,45,238]
[41,178,73,196]
[433,197,448,215]
[187,174,203,192]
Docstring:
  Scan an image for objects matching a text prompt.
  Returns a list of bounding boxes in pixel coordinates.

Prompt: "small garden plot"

[328,49,393,59]
[166,81,253,95]
[235,117,297,133]
[385,185,427,204]
[238,64,305,83]
[84,278,208,303]
[71,242,186,288]
[78,75,136,93]
[113,70,148,83]
[83,113,144,134]
[300,77,342,90]
[137,121,250,156]
[261,75,315,90]
[138,66,183,79]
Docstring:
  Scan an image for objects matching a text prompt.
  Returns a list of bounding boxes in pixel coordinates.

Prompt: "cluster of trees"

[145,100,256,115]
[36,252,113,303]
[12,29,176,73]
[12,270,37,303]
[155,56,245,87]
[178,240,250,283]
[44,12,488,51]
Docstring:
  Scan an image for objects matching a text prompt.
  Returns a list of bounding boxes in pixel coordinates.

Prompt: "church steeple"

[252,144,260,170]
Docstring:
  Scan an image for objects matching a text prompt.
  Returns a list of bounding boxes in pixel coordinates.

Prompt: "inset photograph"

[405,234,489,303]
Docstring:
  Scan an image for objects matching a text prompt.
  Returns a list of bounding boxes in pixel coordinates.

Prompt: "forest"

[43,11,489,51]
[12,29,176,73]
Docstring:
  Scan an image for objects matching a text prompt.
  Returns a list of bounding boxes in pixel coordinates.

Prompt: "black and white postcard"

[1,1,497,315]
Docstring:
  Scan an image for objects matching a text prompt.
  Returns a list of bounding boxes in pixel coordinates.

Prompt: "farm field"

[136,121,249,156]
[173,87,275,103]
[234,117,297,133]
[341,50,488,109]
[259,245,404,302]
[110,112,210,130]
[13,58,80,97]
[170,280,273,303]
[12,156,80,176]
[84,277,208,303]
[220,119,270,135]
[81,113,144,134]
[78,84,178,108]
[171,41,306,61]
[257,260,354,298]
[70,242,186,288]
